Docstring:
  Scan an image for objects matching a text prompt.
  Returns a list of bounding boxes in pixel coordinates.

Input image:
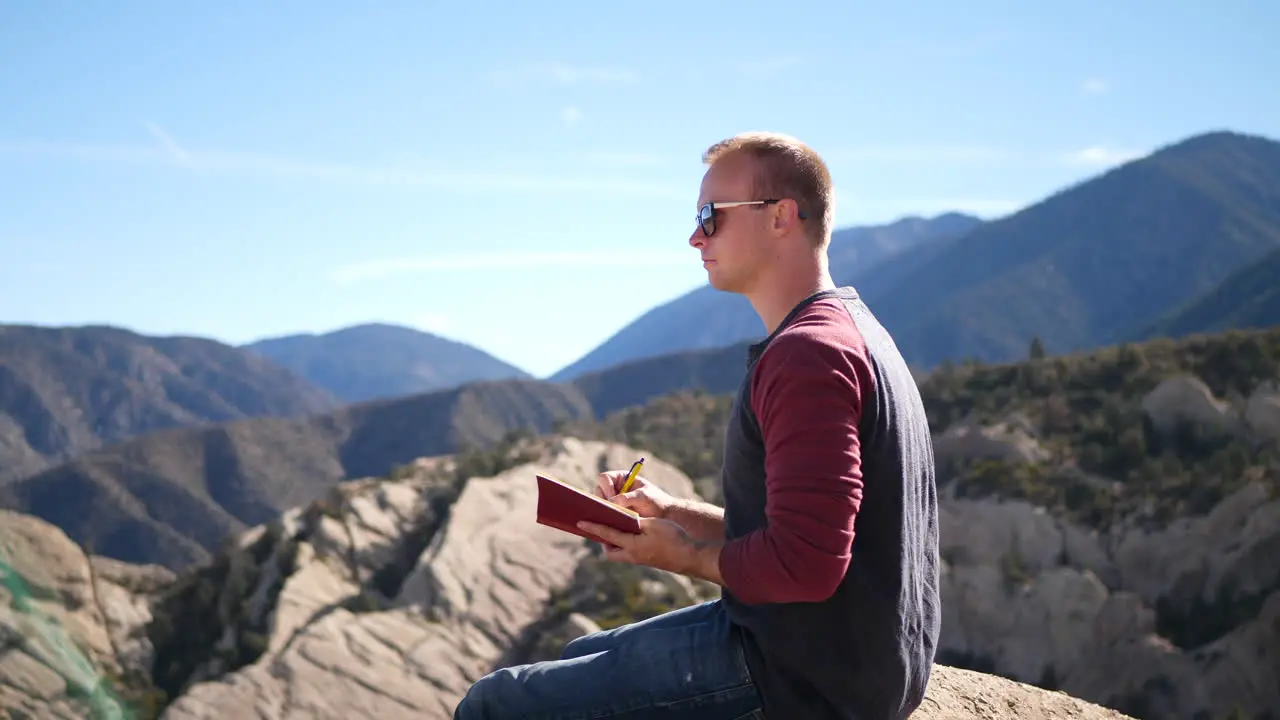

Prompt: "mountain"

[1139,244,1280,339]
[0,324,340,484]
[243,322,532,403]
[549,212,984,381]
[859,130,1280,368]
[569,340,752,413]
[0,378,593,570]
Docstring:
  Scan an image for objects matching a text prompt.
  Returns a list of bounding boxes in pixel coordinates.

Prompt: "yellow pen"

[619,457,644,493]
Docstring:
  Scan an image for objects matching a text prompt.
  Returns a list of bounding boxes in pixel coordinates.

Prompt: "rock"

[934,415,1050,467]
[0,509,172,719]
[1140,375,1231,434]
[1108,481,1280,611]
[1244,383,1280,442]
[940,482,1280,718]
[910,664,1133,719]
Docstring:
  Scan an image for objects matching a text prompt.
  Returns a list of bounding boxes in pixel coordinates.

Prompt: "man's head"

[689,132,834,295]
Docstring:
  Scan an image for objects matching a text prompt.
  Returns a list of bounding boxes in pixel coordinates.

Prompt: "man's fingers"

[612,490,644,509]
[595,472,622,498]
[578,521,626,546]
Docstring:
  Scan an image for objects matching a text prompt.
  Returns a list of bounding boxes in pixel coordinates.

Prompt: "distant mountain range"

[242,322,531,402]
[0,324,340,484]
[553,129,1280,376]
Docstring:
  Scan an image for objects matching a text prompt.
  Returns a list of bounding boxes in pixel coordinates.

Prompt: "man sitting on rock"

[453,132,941,720]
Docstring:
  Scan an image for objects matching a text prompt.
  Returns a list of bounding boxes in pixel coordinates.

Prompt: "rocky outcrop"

[0,508,174,719]
[1245,381,1280,440]
[1142,374,1280,444]
[939,480,1280,719]
[911,665,1132,720]
[933,412,1051,468]
[153,438,699,719]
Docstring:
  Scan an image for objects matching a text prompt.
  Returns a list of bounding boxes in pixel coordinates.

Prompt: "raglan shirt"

[717,287,941,720]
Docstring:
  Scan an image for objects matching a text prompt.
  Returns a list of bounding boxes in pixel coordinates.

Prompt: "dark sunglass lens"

[699,204,715,236]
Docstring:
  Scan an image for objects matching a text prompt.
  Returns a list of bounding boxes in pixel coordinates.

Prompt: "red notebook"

[535,474,641,545]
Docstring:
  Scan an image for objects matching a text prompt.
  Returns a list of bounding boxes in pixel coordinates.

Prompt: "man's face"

[689,155,771,294]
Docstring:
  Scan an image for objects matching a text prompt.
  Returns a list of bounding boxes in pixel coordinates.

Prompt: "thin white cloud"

[561,105,583,125]
[490,62,640,86]
[142,121,191,164]
[331,250,694,285]
[1081,78,1108,94]
[1057,146,1145,168]
[0,137,682,197]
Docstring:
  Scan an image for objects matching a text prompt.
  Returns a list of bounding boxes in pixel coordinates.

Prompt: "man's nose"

[688,227,705,248]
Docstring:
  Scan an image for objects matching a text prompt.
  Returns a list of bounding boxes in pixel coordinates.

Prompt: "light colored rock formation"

[157,438,699,720]
[1245,382,1280,442]
[0,509,174,719]
[910,664,1132,720]
[933,412,1051,468]
[939,481,1280,719]
[1140,375,1232,433]
[1141,374,1280,444]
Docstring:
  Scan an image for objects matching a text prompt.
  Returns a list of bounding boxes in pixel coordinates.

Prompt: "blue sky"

[2,1,1278,378]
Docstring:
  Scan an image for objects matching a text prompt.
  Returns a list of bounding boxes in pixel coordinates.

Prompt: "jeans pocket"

[730,710,765,720]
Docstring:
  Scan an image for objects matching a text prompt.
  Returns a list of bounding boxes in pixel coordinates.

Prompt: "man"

[453,132,940,719]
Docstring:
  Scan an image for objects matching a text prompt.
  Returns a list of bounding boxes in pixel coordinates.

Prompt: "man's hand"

[578,517,725,586]
[595,470,675,519]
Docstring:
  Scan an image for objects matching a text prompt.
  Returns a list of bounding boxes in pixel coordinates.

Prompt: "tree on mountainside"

[1028,336,1046,360]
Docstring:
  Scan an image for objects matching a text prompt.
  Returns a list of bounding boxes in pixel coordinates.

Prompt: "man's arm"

[663,497,724,545]
[715,323,871,605]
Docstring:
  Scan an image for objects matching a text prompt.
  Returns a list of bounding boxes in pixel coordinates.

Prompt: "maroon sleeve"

[718,311,869,604]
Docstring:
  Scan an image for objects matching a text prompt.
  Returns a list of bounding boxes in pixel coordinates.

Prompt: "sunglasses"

[696,199,807,237]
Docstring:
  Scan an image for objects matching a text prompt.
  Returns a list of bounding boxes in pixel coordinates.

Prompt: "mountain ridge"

[857,129,1280,367]
[1138,243,1280,339]
[242,321,532,402]
[0,323,341,484]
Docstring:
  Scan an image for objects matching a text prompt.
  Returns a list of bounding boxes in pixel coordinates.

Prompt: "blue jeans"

[453,599,765,719]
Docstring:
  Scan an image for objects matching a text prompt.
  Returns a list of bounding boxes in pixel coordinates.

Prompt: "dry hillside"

[0,324,339,484]
[0,378,593,569]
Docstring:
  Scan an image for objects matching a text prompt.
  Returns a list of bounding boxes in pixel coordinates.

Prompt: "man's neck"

[748,255,836,336]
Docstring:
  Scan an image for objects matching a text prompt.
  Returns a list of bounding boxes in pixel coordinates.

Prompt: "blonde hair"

[702,131,834,247]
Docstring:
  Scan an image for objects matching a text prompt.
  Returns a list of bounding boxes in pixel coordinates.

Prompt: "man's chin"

[706,272,737,293]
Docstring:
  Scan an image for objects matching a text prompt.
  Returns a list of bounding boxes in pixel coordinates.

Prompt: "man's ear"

[772,199,802,234]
